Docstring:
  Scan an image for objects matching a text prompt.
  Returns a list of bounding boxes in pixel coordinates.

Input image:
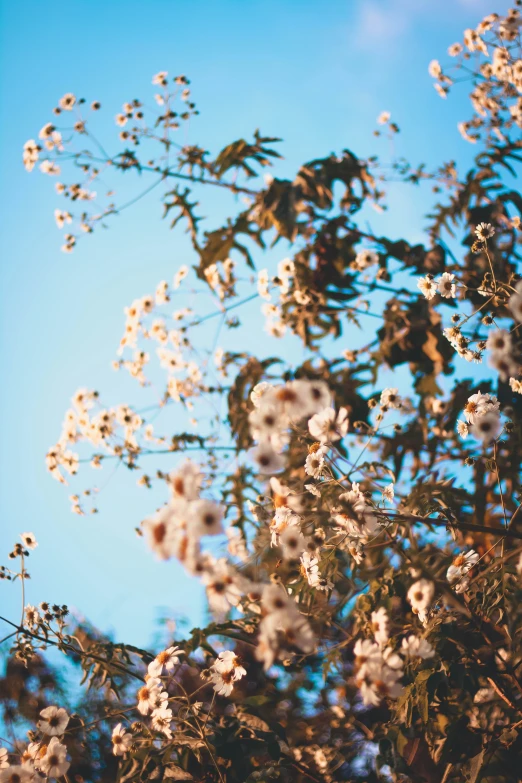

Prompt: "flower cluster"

[10,7,522,781]
[0,707,71,779]
[354,607,434,707]
[430,10,522,144]
[207,650,247,696]
[458,390,503,444]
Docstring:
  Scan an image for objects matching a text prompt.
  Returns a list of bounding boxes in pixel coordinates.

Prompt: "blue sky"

[0,0,509,649]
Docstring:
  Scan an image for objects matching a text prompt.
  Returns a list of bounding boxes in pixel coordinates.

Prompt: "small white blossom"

[401,635,435,659]
[37,706,70,736]
[112,723,133,756]
[20,532,38,550]
[447,550,479,584]
[418,275,437,300]
[407,580,434,625]
[148,646,183,678]
[475,222,495,241]
[39,737,70,778]
[437,272,456,299]
[308,407,348,443]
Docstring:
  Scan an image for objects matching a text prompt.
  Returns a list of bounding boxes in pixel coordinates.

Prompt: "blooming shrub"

[3,7,522,782]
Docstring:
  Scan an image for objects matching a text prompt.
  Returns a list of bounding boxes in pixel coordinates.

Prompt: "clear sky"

[0,0,509,649]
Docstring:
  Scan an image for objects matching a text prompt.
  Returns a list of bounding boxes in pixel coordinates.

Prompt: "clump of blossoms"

[5,7,522,781]
[0,706,72,779]
[206,650,247,696]
[353,607,435,707]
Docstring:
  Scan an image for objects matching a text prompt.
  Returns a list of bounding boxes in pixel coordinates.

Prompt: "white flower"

[111,723,133,756]
[20,532,38,550]
[249,404,287,442]
[470,411,501,444]
[214,650,247,679]
[261,584,294,614]
[0,749,8,770]
[304,447,326,477]
[486,329,512,355]
[380,388,401,409]
[454,576,470,593]
[142,505,177,560]
[170,459,202,501]
[39,122,55,140]
[24,605,40,627]
[0,767,32,783]
[355,250,378,270]
[250,442,286,474]
[23,742,42,766]
[509,291,522,322]
[401,635,435,659]
[300,552,320,587]
[152,70,168,85]
[270,506,301,547]
[348,540,365,564]
[37,706,69,736]
[173,265,189,289]
[255,604,315,670]
[189,499,224,538]
[40,160,60,176]
[250,382,274,408]
[54,209,72,229]
[226,526,249,562]
[151,706,173,737]
[59,92,76,110]
[353,639,381,666]
[273,380,312,420]
[210,669,235,696]
[357,658,404,706]
[39,737,70,778]
[23,139,40,172]
[308,407,348,443]
[202,559,242,614]
[382,647,403,670]
[377,111,390,125]
[510,377,522,394]
[148,646,183,678]
[136,679,163,715]
[417,276,437,300]
[382,483,394,502]
[277,257,295,279]
[447,550,479,583]
[334,484,378,541]
[463,391,499,424]
[407,579,434,624]
[270,477,302,511]
[279,525,306,560]
[428,59,442,78]
[257,269,271,300]
[209,651,246,696]
[489,351,519,382]
[457,419,469,437]
[437,272,456,299]
[475,222,495,241]
[371,607,389,647]
[299,380,332,416]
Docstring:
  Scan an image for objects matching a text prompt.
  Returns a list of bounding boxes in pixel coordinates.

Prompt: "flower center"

[153,523,166,544]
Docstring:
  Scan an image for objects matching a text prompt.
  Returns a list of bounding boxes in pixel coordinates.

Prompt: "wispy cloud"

[351,0,503,53]
[351,0,425,52]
